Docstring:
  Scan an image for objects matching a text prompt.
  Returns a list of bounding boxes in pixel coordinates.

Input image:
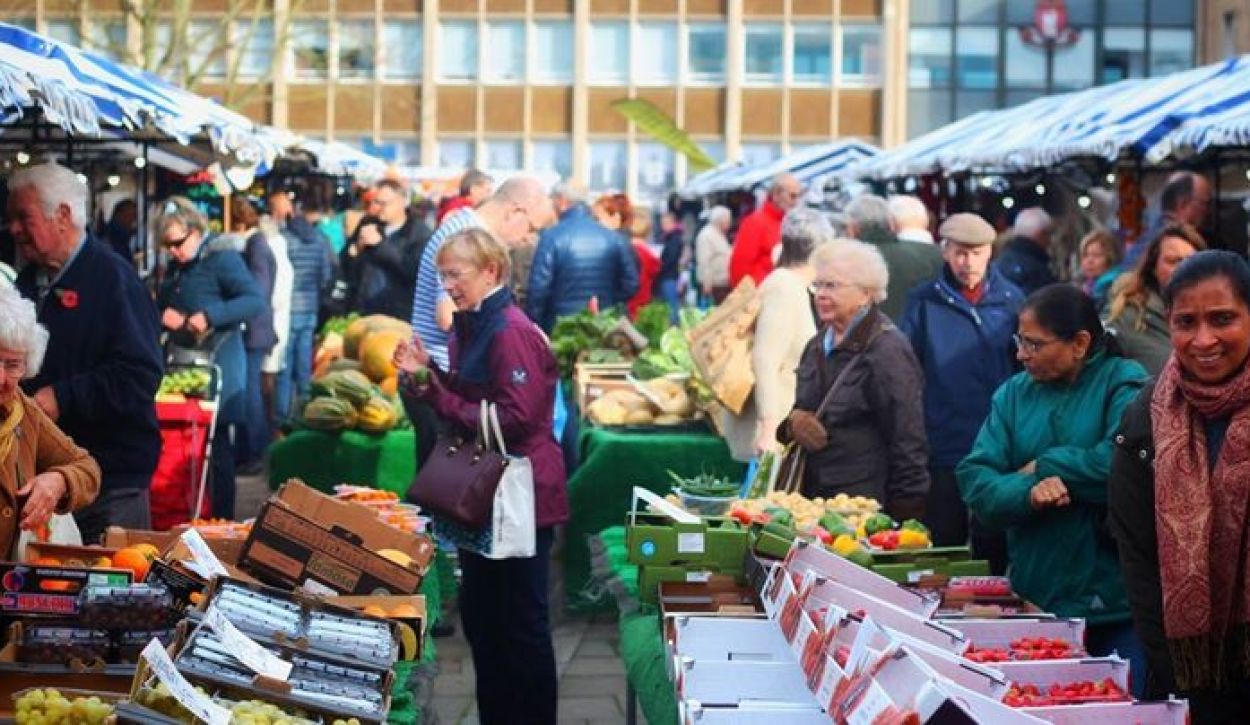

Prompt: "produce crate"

[638,567,739,605]
[871,558,992,584]
[574,361,634,411]
[625,487,747,570]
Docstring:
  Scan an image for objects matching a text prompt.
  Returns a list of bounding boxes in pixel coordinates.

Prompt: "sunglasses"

[162,230,193,250]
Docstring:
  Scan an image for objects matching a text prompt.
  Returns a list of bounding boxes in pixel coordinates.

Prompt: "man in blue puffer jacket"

[900,213,1023,560]
[525,183,639,332]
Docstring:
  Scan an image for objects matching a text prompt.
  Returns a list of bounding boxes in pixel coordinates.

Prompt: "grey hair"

[8,162,89,233]
[0,283,49,377]
[809,237,890,303]
[887,195,929,229]
[707,205,732,227]
[845,194,892,234]
[152,196,208,238]
[552,180,587,204]
[493,175,547,207]
[1014,207,1053,238]
[778,207,834,268]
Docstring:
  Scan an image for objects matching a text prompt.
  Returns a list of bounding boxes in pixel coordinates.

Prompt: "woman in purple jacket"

[394,227,566,725]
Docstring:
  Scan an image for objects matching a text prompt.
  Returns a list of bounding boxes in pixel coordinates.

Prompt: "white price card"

[204,606,294,681]
[181,529,229,579]
[141,639,232,725]
[677,532,705,554]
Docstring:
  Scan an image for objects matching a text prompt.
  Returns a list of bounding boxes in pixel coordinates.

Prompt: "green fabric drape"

[267,429,417,495]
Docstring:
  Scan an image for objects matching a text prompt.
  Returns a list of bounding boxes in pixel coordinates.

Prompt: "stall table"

[564,425,746,613]
[268,429,416,496]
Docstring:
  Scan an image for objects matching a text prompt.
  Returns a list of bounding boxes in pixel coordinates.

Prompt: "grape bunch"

[158,369,212,396]
[15,688,113,725]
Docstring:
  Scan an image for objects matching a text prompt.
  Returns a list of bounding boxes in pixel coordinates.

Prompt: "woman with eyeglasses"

[958,283,1148,688]
[154,197,266,520]
[777,238,930,522]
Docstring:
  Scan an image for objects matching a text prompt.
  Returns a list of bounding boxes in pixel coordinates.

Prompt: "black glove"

[788,410,829,453]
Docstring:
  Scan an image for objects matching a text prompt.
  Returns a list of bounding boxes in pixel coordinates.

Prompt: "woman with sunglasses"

[154,198,265,520]
[958,284,1148,689]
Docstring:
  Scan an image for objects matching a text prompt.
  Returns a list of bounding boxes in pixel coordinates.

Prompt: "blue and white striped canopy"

[684,141,878,195]
[0,22,284,169]
[301,139,390,180]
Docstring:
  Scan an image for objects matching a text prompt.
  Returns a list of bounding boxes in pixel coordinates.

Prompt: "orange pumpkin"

[379,376,399,396]
[359,329,406,383]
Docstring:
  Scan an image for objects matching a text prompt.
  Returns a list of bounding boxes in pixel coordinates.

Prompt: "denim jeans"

[275,311,318,422]
[234,349,270,465]
[657,278,681,324]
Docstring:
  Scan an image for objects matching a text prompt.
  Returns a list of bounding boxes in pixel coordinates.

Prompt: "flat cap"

[939,213,996,247]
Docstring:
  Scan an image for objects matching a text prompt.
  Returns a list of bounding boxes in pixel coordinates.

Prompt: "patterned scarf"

[1152,354,1250,690]
[0,397,23,466]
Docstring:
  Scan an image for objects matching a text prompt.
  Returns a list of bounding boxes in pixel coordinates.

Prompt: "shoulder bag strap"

[811,326,886,417]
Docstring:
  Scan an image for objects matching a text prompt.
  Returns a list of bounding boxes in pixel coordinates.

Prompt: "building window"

[12,18,34,30]
[1150,0,1194,26]
[291,20,330,79]
[382,20,422,80]
[88,20,127,60]
[841,24,882,85]
[1150,29,1194,76]
[958,0,998,23]
[635,22,678,86]
[955,27,997,90]
[1052,31,1095,90]
[484,139,522,170]
[589,22,629,85]
[1103,27,1146,82]
[908,27,952,88]
[439,139,475,169]
[740,142,779,167]
[589,141,627,191]
[45,20,81,46]
[699,140,726,164]
[907,89,953,138]
[913,0,954,24]
[532,140,572,180]
[187,20,228,80]
[439,20,478,81]
[744,24,783,84]
[1005,30,1046,88]
[485,20,525,83]
[1104,0,1146,24]
[339,20,376,79]
[533,21,573,84]
[687,24,726,84]
[636,143,675,201]
[237,19,274,80]
[793,24,832,85]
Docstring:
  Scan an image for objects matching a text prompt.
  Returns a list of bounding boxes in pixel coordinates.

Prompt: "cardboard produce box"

[638,566,739,605]
[1022,698,1189,724]
[0,562,132,617]
[239,479,435,595]
[944,617,1087,652]
[626,487,747,570]
[103,527,178,551]
[784,539,942,619]
[326,594,427,661]
[678,700,830,724]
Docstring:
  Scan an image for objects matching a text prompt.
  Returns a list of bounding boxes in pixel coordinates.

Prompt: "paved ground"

[236,471,635,725]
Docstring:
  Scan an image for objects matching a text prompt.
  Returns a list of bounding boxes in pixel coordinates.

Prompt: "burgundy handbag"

[409,401,509,528]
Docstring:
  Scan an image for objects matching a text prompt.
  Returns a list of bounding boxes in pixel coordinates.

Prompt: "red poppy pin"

[55,289,79,309]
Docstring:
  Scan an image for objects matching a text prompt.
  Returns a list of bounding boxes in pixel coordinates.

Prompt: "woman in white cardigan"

[722,208,828,460]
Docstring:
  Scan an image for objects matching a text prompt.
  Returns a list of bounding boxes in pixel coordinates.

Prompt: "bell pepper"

[809,525,834,545]
[832,534,860,557]
[729,506,754,526]
[900,519,930,535]
[863,513,895,536]
[897,529,930,549]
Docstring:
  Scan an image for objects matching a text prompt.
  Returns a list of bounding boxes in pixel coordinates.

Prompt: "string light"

[1035,183,1046,195]
[107,175,121,187]
[1002,197,1016,209]
[1105,172,1116,184]
[1077,195,1092,209]
[134,157,147,169]
[16,151,30,165]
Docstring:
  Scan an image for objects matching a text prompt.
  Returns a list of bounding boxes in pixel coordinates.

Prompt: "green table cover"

[267,429,417,495]
[564,426,745,612]
[619,611,679,725]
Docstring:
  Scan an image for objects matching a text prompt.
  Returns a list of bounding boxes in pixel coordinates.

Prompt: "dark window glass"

[1105,0,1146,24]
[908,89,954,137]
[958,0,998,23]
[912,0,955,24]
[1150,0,1194,26]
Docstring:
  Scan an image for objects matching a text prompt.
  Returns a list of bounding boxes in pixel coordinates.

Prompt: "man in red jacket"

[729,173,802,287]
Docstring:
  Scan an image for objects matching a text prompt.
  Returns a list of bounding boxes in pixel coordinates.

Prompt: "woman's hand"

[1029,476,1070,510]
[755,419,780,455]
[186,312,209,334]
[161,308,186,331]
[393,336,430,374]
[18,471,67,531]
[1019,460,1037,475]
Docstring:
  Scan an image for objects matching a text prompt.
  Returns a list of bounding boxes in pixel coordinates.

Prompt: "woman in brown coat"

[0,284,100,558]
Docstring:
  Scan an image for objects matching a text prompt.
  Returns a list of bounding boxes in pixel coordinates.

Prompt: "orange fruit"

[133,543,161,560]
[361,605,388,618]
[93,556,113,568]
[112,547,151,582]
[31,556,61,566]
[389,604,419,618]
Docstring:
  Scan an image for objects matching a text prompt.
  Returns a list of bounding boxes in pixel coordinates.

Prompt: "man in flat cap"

[900,213,1023,571]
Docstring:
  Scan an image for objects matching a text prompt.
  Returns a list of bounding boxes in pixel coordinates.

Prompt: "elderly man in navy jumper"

[9,162,163,545]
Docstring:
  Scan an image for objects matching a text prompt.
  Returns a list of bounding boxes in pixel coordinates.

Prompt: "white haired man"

[845,194,942,322]
[695,206,733,303]
[8,162,163,545]
[887,195,934,245]
[994,207,1056,295]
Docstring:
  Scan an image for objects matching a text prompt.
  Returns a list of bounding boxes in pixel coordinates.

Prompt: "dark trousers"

[401,396,440,473]
[459,527,557,725]
[234,349,269,466]
[209,421,236,520]
[923,466,968,547]
[1086,620,1147,698]
[73,487,151,546]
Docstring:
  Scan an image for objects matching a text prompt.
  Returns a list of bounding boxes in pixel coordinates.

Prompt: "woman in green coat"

[957,284,1148,689]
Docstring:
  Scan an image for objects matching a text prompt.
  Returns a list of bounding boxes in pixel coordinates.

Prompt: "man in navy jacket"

[9,163,162,545]
[901,213,1023,561]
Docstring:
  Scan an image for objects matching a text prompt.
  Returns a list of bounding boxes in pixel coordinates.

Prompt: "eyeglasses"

[438,267,478,284]
[1,360,25,379]
[808,280,848,296]
[1012,333,1062,355]
[161,230,193,250]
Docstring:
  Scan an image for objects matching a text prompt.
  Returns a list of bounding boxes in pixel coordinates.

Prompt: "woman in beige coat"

[0,285,100,559]
[722,208,828,460]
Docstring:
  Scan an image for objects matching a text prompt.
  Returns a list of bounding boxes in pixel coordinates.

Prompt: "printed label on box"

[205,606,294,681]
[141,639,231,725]
[845,680,894,725]
[677,532,705,554]
[907,569,935,584]
[685,571,712,583]
[182,529,229,580]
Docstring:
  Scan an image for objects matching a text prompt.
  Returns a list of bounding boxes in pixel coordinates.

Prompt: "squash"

[359,329,406,383]
[344,315,411,359]
[357,395,399,433]
[309,369,374,407]
[379,375,399,396]
[302,397,357,431]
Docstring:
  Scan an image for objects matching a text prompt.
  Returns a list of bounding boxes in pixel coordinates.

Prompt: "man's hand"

[1018,460,1037,475]
[186,312,209,334]
[358,224,383,249]
[33,387,59,421]
[161,308,186,331]
[1029,476,1070,510]
[18,471,67,531]
[788,410,828,453]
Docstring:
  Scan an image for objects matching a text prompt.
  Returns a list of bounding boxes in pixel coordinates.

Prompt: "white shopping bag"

[482,403,536,560]
[14,512,83,560]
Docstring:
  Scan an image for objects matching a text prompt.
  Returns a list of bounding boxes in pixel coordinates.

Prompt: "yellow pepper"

[833,534,860,556]
[897,529,931,549]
